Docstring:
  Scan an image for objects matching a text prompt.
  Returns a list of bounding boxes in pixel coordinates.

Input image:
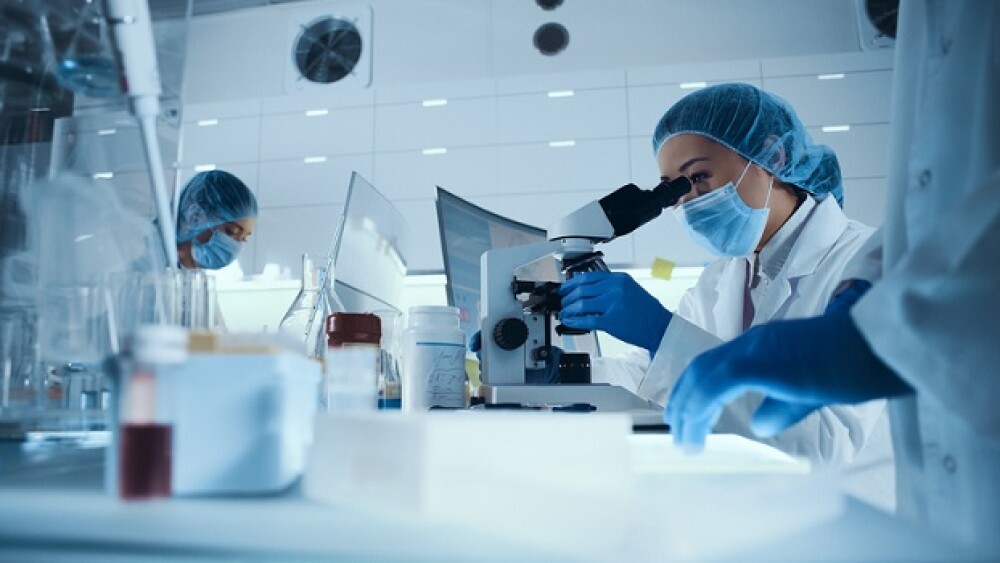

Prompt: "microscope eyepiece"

[597,176,692,238]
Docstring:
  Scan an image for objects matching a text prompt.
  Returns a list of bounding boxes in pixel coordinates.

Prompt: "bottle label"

[412,341,466,408]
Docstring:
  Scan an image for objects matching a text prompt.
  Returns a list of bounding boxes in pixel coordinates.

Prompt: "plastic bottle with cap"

[324,312,381,412]
[118,324,187,500]
[402,306,467,410]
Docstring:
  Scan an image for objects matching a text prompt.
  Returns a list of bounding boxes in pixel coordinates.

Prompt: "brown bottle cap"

[326,312,381,347]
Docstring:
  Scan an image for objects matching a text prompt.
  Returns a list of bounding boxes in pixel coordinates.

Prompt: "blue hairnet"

[175,170,257,243]
[652,83,844,206]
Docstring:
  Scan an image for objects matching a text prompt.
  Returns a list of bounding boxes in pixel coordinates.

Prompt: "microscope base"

[481,383,661,416]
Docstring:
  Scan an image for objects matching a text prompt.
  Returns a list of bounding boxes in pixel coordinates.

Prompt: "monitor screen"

[331,172,409,314]
[435,187,555,345]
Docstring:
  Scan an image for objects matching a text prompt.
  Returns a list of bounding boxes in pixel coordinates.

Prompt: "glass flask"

[279,254,325,357]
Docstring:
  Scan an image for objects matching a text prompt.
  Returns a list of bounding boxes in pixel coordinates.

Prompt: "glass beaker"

[373,309,402,409]
[36,283,116,430]
[0,310,39,415]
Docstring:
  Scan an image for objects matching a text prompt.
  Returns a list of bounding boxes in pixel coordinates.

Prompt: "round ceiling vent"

[293,16,363,84]
[536,0,564,10]
[865,0,899,39]
[533,23,569,56]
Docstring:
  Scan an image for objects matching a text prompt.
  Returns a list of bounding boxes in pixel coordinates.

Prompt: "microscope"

[478,177,691,413]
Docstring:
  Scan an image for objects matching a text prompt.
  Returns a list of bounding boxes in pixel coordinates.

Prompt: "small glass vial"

[402,306,467,410]
[119,325,187,500]
[324,313,381,412]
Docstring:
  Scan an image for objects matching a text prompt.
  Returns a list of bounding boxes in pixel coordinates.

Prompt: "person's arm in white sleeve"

[852,170,1000,438]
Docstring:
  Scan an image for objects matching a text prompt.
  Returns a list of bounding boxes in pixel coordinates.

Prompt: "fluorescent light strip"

[817,73,846,80]
[422,98,448,107]
[305,109,329,117]
[92,172,114,180]
[194,164,216,172]
[822,125,851,133]
[680,81,707,90]
[30,107,50,112]
[422,148,448,156]
[97,129,117,136]
[548,140,576,148]
[303,156,327,164]
[547,90,575,98]
[197,119,218,127]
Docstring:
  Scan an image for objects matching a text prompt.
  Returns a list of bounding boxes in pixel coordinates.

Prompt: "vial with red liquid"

[118,325,186,500]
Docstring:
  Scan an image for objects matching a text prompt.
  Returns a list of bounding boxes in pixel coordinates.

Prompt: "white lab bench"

[0,432,974,562]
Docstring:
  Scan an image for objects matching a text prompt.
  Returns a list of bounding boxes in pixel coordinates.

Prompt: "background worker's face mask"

[674,161,773,257]
[191,229,241,269]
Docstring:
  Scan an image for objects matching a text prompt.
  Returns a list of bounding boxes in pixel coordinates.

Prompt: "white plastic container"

[402,306,466,410]
[161,352,320,495]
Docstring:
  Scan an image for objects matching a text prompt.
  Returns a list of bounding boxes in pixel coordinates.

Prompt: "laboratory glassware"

[118,324,186,500]
[324,313,380,412]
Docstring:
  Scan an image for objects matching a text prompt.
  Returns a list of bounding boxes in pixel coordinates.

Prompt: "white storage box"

[162,352,320,495]
[303,412,635,556]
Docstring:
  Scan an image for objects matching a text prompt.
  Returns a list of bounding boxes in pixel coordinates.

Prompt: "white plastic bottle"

[402,306,466,410]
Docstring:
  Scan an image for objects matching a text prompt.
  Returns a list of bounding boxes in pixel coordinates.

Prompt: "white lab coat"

[595,196,895,509]
[848,0,1000,552]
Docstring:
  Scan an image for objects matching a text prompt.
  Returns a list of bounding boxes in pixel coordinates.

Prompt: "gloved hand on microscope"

[558,271,672,356]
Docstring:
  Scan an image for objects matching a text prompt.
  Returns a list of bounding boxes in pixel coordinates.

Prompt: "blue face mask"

[674,161,773,257]
[191,229,242,269]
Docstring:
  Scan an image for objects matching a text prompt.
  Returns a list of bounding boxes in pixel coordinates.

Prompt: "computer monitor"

[435,187,548,344]
[331,172,409,314]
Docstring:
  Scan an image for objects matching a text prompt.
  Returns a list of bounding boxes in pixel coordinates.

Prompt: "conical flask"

[278,253,322,354]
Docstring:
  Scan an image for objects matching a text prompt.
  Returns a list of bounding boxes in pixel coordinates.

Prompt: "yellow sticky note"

[465,358,482,388]
[651,257,675,280]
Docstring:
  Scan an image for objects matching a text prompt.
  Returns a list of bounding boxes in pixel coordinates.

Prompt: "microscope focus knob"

[492,318,528,351]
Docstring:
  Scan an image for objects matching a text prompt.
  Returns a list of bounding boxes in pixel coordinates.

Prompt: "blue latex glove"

[665,280,912,452]
[558,271,672,355]
[469,331,561,384]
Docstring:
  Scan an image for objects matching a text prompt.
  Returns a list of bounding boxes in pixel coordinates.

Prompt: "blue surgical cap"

[175,170,258,243]
[652,83,844,206]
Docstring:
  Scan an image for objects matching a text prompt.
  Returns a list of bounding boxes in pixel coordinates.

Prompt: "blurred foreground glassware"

[279,254,337,357]
[373,309,402,409]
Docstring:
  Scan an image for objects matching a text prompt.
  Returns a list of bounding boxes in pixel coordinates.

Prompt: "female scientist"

[175,170,257,270]
[559,83,893,507]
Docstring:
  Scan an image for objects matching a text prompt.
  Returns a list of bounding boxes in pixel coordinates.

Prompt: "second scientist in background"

[175,170,258,271]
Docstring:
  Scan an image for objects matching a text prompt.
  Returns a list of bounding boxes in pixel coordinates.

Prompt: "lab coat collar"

[780,196,850,280]
[757,196,816,282]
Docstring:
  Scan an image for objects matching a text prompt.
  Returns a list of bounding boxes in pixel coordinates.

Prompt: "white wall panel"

[809,123,890,179]
[176,163,260,201]
[254,204,344,278]
[760,51,894,77]
[626,60,761,87]
[627,79,763,140]
[180,117,260,165]
[494,138,630,197]
[843,177,888,228]
[389,198,442,273]
[628,137,662,186]
[762,70,893,127]
[259,107,374,160]
[496,88,628,144]
[374,97,496,152]
[182,100,261,122]
[256,156,371,208]
[495,69,624,95]
[632,211,715,269]
[375,78,496,105]
[374,146,496,201]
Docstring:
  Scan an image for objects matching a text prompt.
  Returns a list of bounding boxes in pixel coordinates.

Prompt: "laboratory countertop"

[0,437,977,562]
